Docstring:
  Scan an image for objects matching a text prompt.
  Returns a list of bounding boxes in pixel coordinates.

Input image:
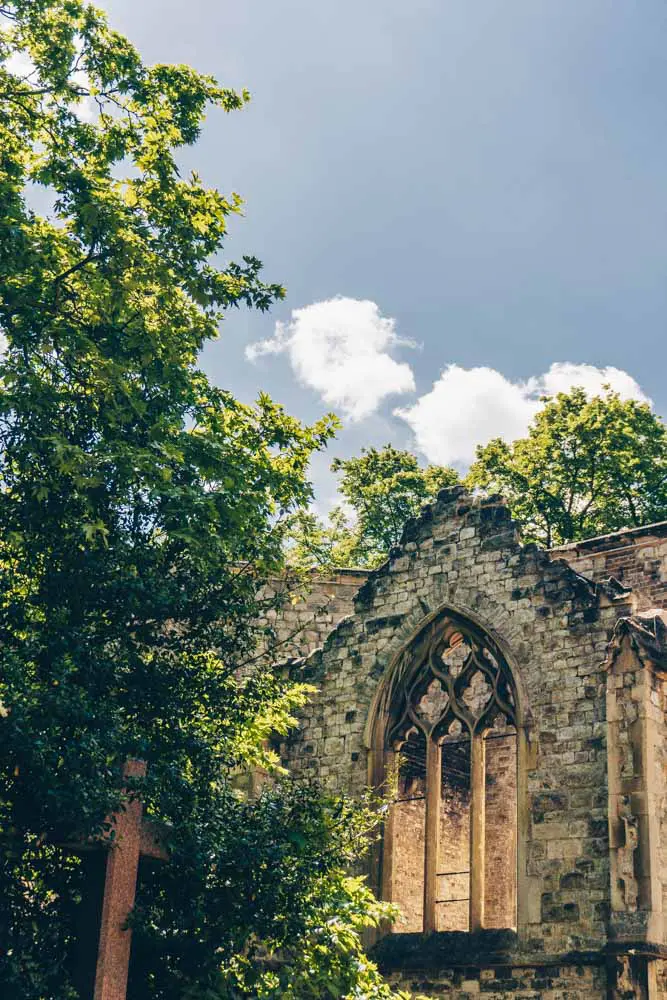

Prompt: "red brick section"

[93,760,167,1000]
[552,521,667,612]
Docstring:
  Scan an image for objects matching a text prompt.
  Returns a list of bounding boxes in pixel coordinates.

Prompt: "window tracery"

[382,614,519,935]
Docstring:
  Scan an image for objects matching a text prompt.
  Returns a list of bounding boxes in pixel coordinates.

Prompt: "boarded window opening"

[382,612,520,935]
[436,736,471,931]
[484,724,517,929]
[392,729,426,932]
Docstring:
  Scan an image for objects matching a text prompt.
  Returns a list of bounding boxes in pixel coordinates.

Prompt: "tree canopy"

[0,3,409,997]
[467,387,667,546]
[287,446,460,569]
[332,446,460,560]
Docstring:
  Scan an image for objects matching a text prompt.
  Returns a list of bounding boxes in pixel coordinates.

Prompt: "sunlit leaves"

[287,445,460,570]
[0,3,405,998]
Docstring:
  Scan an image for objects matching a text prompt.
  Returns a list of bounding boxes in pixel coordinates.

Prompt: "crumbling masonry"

[272,488,667,998]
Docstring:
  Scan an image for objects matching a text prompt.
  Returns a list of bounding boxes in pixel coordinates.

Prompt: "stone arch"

[364,602,531,936]
[363,598,530,755]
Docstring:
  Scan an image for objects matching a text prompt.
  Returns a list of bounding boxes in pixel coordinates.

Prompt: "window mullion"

[423,737,441,933]
[470,731,486,931]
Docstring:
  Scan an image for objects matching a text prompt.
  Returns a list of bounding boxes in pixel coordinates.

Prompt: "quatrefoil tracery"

[388,619,516,749]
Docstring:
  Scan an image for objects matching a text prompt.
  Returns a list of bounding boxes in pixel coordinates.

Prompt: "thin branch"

[52,250,104,288]
[0,86,55,99]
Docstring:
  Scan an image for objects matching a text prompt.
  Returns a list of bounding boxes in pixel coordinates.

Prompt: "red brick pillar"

[93,759,146,1000]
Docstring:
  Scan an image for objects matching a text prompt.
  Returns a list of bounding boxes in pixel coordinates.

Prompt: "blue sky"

[99,0,667,507]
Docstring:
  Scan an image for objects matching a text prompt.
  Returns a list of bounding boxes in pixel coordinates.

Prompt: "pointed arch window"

[380,614,519,934]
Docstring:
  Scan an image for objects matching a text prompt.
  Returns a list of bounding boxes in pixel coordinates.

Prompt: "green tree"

[0,3,409,997]
[467,387,667,546]
[325,445,459,567]
[284,506,359,570]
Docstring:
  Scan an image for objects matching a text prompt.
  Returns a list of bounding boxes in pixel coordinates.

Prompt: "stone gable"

[276,488,667,998]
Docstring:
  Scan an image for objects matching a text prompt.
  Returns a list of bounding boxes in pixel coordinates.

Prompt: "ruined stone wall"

[263,522,667,665]
[657,669,667,939]
[266,506,667,997]
[387,962,608,998]
[552,522,667,612]
[262,522,667,666]
[282,487,632,994]
[258,568,368,661]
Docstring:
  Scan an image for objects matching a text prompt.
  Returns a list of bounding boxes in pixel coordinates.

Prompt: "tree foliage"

[288,446,459,569]
[467,387,667,546]
[0,3,409,997]
[284,506,360,571]
[130,786,406,1000]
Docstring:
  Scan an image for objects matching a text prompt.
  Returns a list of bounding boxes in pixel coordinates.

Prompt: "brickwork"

[273,489,667,997]
[393,795,426,932]
[552,522,667,612]
[437,779,470,933]
[484,733,517,930]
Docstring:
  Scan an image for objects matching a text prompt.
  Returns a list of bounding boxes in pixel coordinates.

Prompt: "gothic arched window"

[379,613,519,935]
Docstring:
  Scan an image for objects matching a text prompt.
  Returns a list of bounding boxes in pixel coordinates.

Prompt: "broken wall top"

[268,501,667,669]
[553,521,667,612]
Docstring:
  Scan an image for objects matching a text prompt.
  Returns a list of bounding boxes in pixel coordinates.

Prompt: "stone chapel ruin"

[270,487,667,999]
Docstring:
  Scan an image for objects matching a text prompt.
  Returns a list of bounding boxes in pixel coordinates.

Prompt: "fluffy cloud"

[246,298,650,467]
[5,51,35,79]
[246,297,416,421]
[395,362,650,467]
[525,362,650,402]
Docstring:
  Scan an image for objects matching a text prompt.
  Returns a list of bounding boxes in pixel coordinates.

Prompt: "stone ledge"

[372,930,519,970]
[373,930,667,974]
[552,520,667,555]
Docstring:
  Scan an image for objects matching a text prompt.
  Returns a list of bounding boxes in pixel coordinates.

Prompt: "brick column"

[93,759,146,1000]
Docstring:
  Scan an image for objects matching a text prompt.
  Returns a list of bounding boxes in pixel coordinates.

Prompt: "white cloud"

[247,296,650,469]
[246,296,416,421]
[4,50,36,80]
[526,362,649,402]
[395,362,650,467]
